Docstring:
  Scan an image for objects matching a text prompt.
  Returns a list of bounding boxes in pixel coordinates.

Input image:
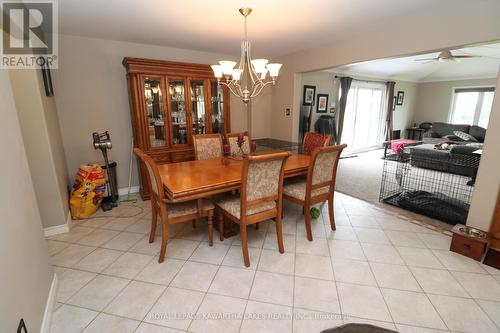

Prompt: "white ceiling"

[59,0,460,58]
[331,43,500,82]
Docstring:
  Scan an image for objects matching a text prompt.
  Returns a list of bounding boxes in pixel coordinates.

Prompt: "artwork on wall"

[396,91,404,106]
[316,94,328,113]
[392,96,397,111]
[302,85,316,106]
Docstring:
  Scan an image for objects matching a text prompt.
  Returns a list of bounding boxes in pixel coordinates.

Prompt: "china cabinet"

[123,57,231,199]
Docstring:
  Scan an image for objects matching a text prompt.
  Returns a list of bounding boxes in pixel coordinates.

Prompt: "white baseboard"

[40,273,58,333]
[44,211,71,237]
[118,186,140,196]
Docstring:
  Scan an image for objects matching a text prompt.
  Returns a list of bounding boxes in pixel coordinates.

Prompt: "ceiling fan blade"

[414,58,437,62]
[453,55,479,58]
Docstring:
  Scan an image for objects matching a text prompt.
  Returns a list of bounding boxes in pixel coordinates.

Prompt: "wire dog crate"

[379,151,478,225]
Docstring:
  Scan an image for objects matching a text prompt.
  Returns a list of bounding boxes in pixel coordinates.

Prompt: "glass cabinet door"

[168,79,188,145]
[210,81,225,134]
[143,77,167,148]
[190,80,207,135]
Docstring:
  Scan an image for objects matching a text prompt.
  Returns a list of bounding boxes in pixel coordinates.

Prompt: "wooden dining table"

[157,153,311,203]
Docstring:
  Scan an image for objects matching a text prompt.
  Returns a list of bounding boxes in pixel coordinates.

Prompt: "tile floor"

[47,193,500,333]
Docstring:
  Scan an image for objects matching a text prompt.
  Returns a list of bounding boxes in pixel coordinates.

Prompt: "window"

[449,87,495,128]
[342,81,386,152]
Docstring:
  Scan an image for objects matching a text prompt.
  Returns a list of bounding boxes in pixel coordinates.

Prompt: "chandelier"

[211,8,282,104]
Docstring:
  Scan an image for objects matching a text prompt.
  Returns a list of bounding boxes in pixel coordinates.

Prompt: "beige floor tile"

[222,246,262,269]
[295,253,334,280]
[294,276,340,313]
[176,223,209,241]
[452,271,500,301]
[410,267,467,297]
[73,248,123,273]
[396,324,449,333]
[101,216,142,231]
[164,238,200,260]
[250,271,294,306]
[333,260,377,286]
[56,268,97,302]
[209,266,255,299]
[382,289,446,330]
[429,294,498,332]
[129,234,162,256]
[49,226,95,243]
[189,242,230,265]
[385,231,426,248]
[258,249,295,275]
[269,216,298,235]
[263,233,296,252]
[76,229,120,247]
[103,252,153,279]
[232,228,267,248]
[145,286,204,330]
[325,225,358,241]
[50,304,98,333]
[296,219,327,238]
[105,281,165,320]
[348,215,380,229]
[47,240,70,256]
[296,237,330,256]
[74,217,111,229]
[371,263,421,292]
[135,257,184,285]
[189,293,247,333]
[354,227,390,245]
[361,243,403,265]
[397,247,444,269]
[476,299,500,329]
[67,275,130,311]
[101,231,143,251]
[343,317,397,331]
[125,220,151,234]
[417,233,451,250]
[293,308,343,333]
[330,240,366,261]
[51,244,96,267]
[337,283,392,322]
[170,261,218,292]
[82,313,140,333]
[135,322,184,333]
[240,300,293,333]
[432,250,487,273]
[376,216,415,232]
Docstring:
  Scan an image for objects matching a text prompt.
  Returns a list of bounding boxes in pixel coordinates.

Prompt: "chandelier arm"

[250,80,274,98]
[218,81,242,98]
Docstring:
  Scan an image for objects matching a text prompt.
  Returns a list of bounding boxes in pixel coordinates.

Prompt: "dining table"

[157,152,311,203]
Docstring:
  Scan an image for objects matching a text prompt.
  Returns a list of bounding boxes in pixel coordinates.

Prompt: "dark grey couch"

[426,122,486,143]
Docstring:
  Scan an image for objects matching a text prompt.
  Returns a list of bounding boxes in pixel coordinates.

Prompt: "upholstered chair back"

[133,148,161,197]
[226,132,251,156]
[193,134,223,160]
[310,144,347,187]
[302,132,331,155]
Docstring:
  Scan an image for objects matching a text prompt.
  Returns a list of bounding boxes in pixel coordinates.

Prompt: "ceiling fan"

[415,50,480,63]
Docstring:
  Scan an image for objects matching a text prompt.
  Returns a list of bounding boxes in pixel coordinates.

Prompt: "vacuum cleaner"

[92,131,118,211]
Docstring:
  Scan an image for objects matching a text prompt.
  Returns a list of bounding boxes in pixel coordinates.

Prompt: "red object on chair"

[302,132,331,155]
[391,139,417,154]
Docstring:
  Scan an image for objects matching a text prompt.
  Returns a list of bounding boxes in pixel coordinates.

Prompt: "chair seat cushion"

[213,194,276,219]
[167,199,214,218]
[283,180,329,201]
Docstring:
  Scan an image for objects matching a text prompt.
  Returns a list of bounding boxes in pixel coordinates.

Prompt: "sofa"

[425,122,486,143]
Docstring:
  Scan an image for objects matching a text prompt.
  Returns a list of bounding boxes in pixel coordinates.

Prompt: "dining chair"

[134,148,215,263]
[214,151,290,267]
[226,131,251,156]
[193,133,223,160]
[284,144,347,241]
[302,132,332,155]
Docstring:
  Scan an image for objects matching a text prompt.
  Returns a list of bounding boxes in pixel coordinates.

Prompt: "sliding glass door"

[342,81,386,152]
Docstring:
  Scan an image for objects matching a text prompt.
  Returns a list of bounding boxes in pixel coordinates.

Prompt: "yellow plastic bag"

[70,164,106,219]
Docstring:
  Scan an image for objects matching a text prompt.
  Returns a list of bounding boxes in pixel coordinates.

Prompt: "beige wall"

[412,78,497,124]
[0,70,54,333]
[9,69,69,229]
[53,34,256,189]
[393,81,418,137]
[467,72,500,231]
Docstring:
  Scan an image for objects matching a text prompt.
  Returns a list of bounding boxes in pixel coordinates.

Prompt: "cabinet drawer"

[152,153,171,163]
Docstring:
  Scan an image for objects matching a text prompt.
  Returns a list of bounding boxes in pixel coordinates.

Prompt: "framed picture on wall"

[302,85,316,106]
[396,91,404,105]
[392,96,397,111]
[316,94,328,113]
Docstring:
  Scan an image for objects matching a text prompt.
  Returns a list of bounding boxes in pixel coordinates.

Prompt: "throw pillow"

[453,130,478,142]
